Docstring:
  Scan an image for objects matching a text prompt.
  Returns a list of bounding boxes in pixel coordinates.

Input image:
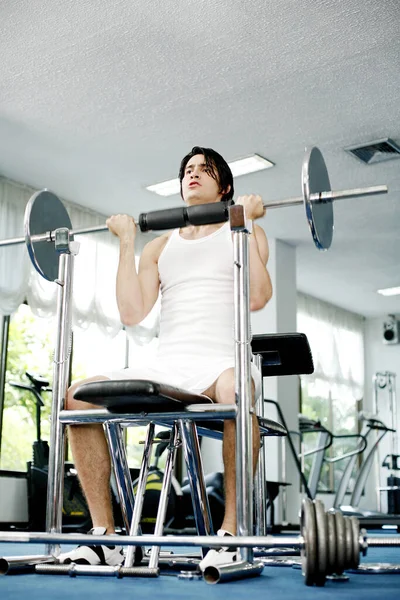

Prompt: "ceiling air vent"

[345,138,400,164]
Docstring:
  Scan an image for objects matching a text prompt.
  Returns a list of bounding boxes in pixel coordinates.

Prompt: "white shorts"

[100,359,262,399]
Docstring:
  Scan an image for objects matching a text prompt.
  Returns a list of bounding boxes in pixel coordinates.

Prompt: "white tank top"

[156,222,235,383]
[102,221,260,395]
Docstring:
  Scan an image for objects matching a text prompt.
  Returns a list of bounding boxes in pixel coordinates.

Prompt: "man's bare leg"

[221,415,260,534]
[66,376,115,533]
[203,368,260,535]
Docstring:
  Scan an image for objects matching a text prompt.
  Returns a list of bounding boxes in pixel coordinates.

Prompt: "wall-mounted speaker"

[383,314,399,345]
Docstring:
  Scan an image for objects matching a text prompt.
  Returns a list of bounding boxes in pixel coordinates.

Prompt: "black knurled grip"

[138,207,187,232]
[186,201,230,225]
[138,201,230,232]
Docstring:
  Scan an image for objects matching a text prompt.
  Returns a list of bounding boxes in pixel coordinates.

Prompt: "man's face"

[181,154,227,204]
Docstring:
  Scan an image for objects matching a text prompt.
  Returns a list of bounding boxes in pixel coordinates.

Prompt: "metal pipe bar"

[59,405,237,424]
[0,554,55,575]
[262,185,388,209]
[45,251,75,556]
[149,424,179,569]
[104,422,136,533]
[0,185,388,248]
[233,224,253,564]
[35,564,159,577]
[373,373,382,511]
[388,373,398,464]
[367,537,400,548]
[253,354,267,536]
[0,531,306,548]
[179,420,214,540]
[318,185,388,201]
[124,423,155,568]
[1,530,398,552]
[203,560,264,584]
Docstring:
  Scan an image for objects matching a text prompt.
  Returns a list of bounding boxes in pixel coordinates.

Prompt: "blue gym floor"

[0,538,399,599]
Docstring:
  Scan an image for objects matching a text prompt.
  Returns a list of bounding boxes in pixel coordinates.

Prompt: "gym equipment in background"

[373,372,400,515]
[9,372,90,532]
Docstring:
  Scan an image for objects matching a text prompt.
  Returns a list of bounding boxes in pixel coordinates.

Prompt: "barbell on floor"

[1,499,399,585]
[0,147,388,277]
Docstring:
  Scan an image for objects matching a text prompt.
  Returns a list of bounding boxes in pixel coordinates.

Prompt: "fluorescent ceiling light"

[377,286,400,297]
[146,179,181,197]
[146,154,274,197]
[229,154,274,177]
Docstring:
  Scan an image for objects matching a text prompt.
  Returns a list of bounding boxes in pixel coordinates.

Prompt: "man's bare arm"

[249,224,273,311]
[107,215,163,326]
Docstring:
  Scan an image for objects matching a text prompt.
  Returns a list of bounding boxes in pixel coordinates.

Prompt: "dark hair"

[179,146,234,203]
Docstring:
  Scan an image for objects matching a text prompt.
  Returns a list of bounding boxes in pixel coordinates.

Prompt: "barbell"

[0,147,388,281]
[0,499,399,584]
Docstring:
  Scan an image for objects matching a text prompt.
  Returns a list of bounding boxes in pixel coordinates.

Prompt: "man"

[58,146,272,569]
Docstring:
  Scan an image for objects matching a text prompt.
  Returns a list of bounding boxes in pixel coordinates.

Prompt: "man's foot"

[199,529,238,573]
[57,527,134,566]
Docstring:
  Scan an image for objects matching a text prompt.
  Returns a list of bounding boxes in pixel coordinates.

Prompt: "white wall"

[362,314,400,512]
[0,473,29,523]
[201,239,301,526]
[253,239,299,526]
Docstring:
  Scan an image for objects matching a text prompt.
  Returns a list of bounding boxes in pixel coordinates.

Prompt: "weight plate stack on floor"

[301,498,318,585]
[350,516,361,569]
[344,516,353,570]
[334,510,346,575]
[313,500,328,586]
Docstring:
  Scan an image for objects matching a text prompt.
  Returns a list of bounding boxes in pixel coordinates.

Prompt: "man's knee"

[65,376,109,411]
[215,369,236,404]
[65,382,83,411]
[215,369,256,405]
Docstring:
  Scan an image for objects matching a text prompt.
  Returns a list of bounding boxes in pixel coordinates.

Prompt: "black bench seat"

[73,379,286,437]
[74,379,213,413]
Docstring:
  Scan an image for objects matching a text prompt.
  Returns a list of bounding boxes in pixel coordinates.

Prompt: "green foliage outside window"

[0,304,165,472]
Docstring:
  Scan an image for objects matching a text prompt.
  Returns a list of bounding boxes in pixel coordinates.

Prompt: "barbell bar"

[0,181,386,246]
[0,147,388,252]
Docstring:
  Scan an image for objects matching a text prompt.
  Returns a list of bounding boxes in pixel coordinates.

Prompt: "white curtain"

[0,177,159,342]
[297,292,365,401]
[0,180,31,314]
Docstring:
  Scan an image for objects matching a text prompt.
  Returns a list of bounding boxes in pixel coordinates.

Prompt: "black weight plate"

[313,500,327,586]
[344,516,353,570]
[350,516,360,569]
[334,511,346,574]
[301,498,317,586]
[24,190,73,281]
[302,147,333,250]
[326,511,337,575]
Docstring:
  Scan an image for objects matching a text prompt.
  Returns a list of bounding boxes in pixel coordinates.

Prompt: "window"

[297,294,364,493]
[0,303,167,472]
[1,304,54,471]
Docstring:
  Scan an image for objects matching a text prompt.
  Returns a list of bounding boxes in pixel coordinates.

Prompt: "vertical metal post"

[328,390,334,492]
[179,420,214,538]
[373,373,382,511]
[0,315,10,458]
[388,374,398,465]
[253,354,267,536]
[45,251,76,555]
[281,436,287,524]
[231,210,253,564]
[104,422,136,531]
[149,423,179,569]
[124,423,155,568]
